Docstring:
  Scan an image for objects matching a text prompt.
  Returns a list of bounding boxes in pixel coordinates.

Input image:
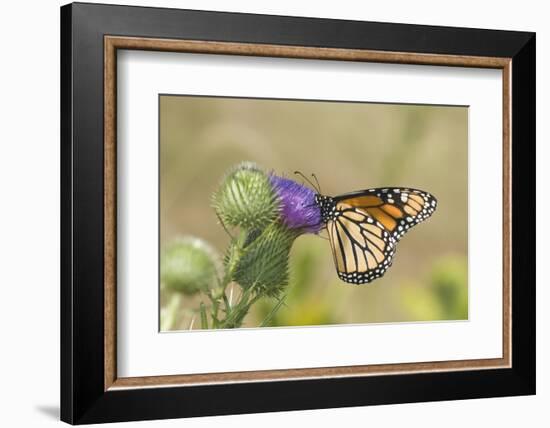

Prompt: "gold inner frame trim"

[104,35,512,391]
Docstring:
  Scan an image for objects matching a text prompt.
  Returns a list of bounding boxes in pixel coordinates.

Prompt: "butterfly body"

[314,188,437,285]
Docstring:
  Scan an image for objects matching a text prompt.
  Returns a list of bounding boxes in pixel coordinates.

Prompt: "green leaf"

[199,302,209,329]
[260,295,287,327]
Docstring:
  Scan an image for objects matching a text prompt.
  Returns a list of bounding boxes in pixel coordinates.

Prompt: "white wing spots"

[390,190,437,241]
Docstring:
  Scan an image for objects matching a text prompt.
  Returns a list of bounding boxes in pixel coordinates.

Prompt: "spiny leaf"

[260,295,287,327]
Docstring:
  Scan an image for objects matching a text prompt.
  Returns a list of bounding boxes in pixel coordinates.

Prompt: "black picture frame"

[61,2,535,424]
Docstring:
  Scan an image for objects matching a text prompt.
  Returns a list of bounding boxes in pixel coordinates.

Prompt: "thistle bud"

[161,237,220,295]
[232,223,299,297]
[212,162,279,230]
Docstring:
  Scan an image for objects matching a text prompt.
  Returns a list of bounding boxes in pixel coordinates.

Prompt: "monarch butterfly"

[296,173,437,284]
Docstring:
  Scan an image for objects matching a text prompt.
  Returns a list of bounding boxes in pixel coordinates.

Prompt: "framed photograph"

[60,2,535,424]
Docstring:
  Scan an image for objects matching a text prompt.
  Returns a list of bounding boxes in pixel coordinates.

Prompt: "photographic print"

[159,95,468,331]
[62,6,534,422]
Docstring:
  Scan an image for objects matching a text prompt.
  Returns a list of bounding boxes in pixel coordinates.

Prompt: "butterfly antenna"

[294,170,320,193]
[311,173,322,194]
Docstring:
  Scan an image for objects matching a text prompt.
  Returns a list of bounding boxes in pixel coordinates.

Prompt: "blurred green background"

[160,95,468,330]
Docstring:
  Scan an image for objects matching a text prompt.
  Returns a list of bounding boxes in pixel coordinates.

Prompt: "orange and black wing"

[334,187,437,241]
[326,211,397,284]
[327,187,437,284]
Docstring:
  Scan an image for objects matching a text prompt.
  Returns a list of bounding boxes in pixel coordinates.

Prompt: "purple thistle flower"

[269,174,322,234]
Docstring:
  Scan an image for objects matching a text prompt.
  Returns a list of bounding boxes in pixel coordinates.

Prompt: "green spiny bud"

[212,162,279,230]
[232,223,298,297]
[161,237,220,295]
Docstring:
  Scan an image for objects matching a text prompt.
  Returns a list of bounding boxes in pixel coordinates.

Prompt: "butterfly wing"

[334,187,437,241]
[326,212,397,284]
[327,187,437,284]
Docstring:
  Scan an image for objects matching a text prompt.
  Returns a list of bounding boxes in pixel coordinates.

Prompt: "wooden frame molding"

[104,35,512,391]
